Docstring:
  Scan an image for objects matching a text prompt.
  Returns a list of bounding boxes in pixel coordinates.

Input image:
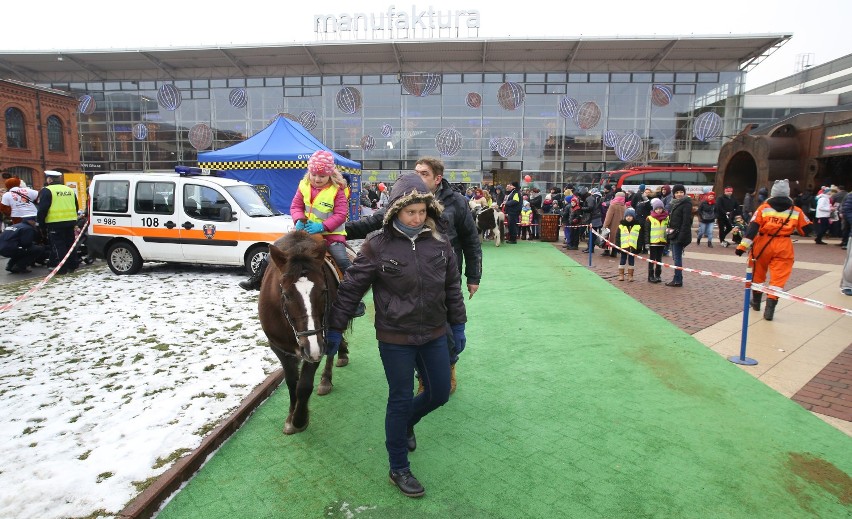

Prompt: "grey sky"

[2,0,849,90]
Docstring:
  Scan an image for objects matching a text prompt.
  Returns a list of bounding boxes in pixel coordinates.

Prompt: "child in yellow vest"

[519,200,534,240]
[617,208,644,281]
[643,198,669,283]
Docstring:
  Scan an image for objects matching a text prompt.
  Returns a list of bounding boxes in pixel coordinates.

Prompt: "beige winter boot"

[627,267,634,282]
[449,364,457,394]
[617,267,625,281]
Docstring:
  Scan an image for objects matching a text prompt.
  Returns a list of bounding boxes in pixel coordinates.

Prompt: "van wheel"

[245,245,269,275]
[106,242,143,275]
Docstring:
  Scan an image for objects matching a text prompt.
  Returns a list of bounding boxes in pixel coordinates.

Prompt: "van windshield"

[226,185,276,217]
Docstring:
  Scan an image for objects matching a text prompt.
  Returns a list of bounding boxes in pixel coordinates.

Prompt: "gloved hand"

[450,323,466,354]
[295,220,306,231]
[325,330,342,356]
[735,247,745,257]
[305,221,325,234]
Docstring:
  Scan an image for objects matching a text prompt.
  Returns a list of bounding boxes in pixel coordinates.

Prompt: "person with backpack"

[0,216,44,274]
[696,191,718,247]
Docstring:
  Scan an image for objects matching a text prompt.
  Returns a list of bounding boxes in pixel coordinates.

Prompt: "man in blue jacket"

[0,216,44,273]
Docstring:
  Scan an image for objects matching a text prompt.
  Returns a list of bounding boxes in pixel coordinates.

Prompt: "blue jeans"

[379,337,451,471]
[697,221,715,243]
[671,242,686,283]
[328,241,351,271]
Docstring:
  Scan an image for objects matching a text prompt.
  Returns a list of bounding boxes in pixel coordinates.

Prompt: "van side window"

[93,180,129,213]
[136,182,175,214]
[183,184,232,221]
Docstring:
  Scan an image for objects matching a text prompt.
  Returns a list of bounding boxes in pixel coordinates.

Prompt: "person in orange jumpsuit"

[735,179,812,321]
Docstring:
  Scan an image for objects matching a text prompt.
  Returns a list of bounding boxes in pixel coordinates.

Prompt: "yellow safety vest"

[45,185,77,223]
[298,179,345,235]
[647,216,669,245]
[619,223,641,249]
[520,210,533,225]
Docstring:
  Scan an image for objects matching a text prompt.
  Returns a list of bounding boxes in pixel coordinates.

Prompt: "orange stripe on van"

[92,225,283,242]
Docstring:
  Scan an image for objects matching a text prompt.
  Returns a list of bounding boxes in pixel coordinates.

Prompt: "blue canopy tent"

[197,116,361,216]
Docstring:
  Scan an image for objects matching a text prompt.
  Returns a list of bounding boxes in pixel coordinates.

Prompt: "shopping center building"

[0,35,790,188]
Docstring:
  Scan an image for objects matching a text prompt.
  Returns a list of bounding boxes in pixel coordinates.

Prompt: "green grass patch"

[96,472,113,483]
[153,448,192,469]
[78,450,91,460]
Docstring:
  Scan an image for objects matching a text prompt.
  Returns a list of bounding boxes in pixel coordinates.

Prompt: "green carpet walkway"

[158,241,852,519]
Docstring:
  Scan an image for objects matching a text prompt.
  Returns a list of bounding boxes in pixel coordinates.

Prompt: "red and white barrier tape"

[0,220,88,314]
[586,227,852,318]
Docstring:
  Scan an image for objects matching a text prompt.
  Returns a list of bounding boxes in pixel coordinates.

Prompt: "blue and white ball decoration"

[157,84,182,111]
[401,73,442,97]
[615,132,643,162]
[651,85,673,107]
[78,95,96,115]
[298,110,317,130]
[188,124,214,150]
[575,101,602,130]
[361,135,375,151]
[336,87,362,114]
[603,130,619,148]
[693,112,723,141]
[488,138,500,152]
[496,137,518,158]
[557,96,579,120]
[229,88,247,109]
[436,128,463,156]
[381,124,393,138]
[132,123,149,141]
[497,82,525,111]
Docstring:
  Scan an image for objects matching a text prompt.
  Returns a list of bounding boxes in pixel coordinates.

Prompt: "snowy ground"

[0,262,280,519]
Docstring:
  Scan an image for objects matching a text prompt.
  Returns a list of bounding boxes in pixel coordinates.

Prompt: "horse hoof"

[283,420,309,435]
[317,381,333,396]
[335,357,349,367]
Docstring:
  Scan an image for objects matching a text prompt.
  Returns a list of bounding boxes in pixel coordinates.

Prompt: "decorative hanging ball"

[132,123,148,141]
[361,135,376,151]
[78,95,96,115]
[336,87,362,114]
[615,132,643,162]
[298,110,317,130]
[435,128,463,156]
[229,88,247,109]
[651,85,673,107]
[466,92,482,109]
[497,82,525,111]
[557,96,579,120]
[188,124,214,150]
[381,124,393,137]
[488,138,500,152]
[524,174,532,183]
[157,84,182,111]
[400,73,442,97]
[693,112,723,141]
[497,137,518,158]
[575,101,602,130]
[604,130,619,148]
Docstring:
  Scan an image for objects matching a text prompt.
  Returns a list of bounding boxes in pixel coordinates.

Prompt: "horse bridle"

[277,264,333,362]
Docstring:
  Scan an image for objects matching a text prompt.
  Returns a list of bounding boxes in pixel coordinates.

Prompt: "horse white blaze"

[294,277,321,360]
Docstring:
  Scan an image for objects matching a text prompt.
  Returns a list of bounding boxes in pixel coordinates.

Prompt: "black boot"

[750,291,763,311]
[406,426,416,452]
[239,257,268,291]
[764,298,778,321]
[654,266,662,283]
[389,468,425,498]
[648,265,655,283]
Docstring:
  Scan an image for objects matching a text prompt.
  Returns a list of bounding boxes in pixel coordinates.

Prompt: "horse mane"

[271,231,327,280]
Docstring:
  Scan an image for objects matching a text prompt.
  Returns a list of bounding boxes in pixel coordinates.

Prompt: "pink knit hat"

[307,150,336,177]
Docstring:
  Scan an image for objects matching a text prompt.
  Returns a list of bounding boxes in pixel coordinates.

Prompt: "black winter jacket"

[667,196,693,246]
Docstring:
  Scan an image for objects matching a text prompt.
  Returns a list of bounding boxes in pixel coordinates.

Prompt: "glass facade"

[52,69,744,189]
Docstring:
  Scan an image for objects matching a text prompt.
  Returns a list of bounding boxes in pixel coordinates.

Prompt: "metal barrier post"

[729,263,758,366]
[587,225,594,267]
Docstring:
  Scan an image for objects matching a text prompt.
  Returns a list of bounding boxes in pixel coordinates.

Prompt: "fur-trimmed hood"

[382,174,445,240]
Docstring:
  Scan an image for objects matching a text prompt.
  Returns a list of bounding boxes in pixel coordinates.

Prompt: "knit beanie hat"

[651,198,664,210]
[307,150,336,176]
[770,179,790,198]
[672,184,686,194]
[625,208,636,218]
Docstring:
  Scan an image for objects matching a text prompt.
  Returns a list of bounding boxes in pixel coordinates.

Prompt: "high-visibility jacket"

[45,185,77,223]
[618,223,641,250]
[646,216,669,245]
[520,209,533,226]
[298,180,345,235]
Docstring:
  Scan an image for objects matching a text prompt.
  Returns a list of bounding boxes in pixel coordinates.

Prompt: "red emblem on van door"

[203,224,216,239]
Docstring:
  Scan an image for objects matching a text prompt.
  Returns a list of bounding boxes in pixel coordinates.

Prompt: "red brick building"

[0,79,80,190]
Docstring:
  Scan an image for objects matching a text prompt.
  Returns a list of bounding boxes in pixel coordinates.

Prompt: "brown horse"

[258,231,350,434]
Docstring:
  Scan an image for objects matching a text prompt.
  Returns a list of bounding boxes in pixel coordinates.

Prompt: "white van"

[87,171,293,275]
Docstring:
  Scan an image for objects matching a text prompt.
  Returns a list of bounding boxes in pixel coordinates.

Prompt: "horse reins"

[276,263,334,362]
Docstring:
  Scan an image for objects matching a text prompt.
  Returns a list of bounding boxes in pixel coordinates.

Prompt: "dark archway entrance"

[819,155,852,189]
[723,151,758,199]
